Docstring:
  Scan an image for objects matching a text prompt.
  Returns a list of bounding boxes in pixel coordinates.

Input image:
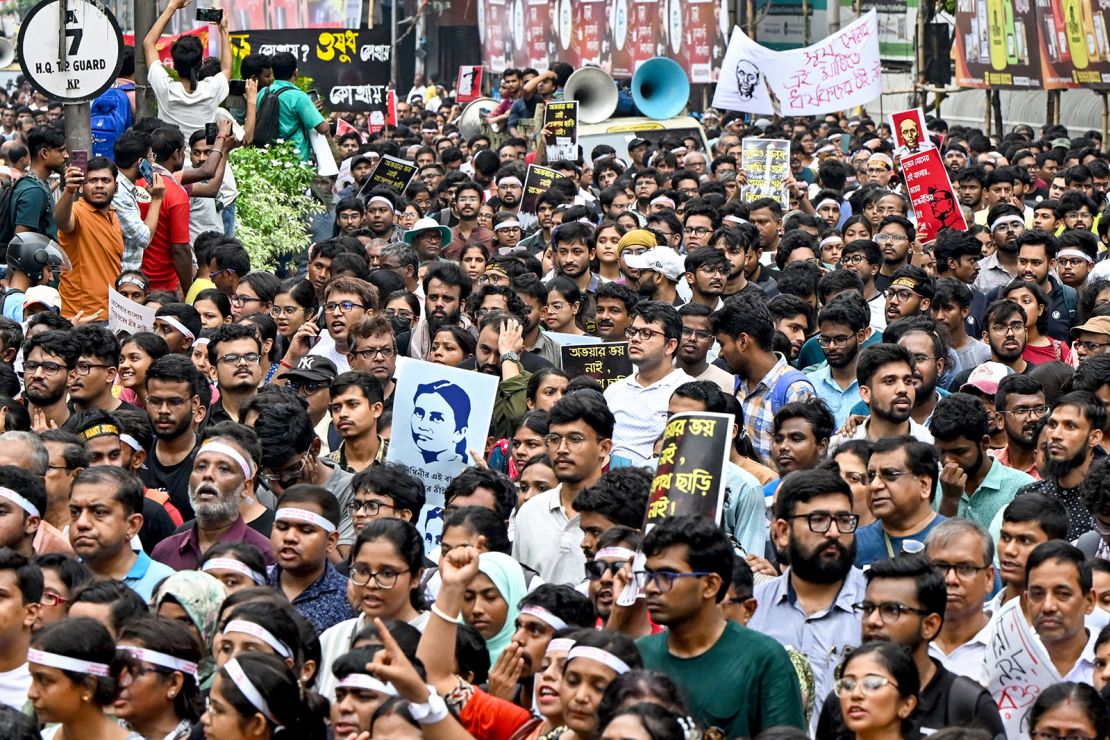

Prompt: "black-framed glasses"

[75,362,111,375]
[24,360,65,376]
[834,674,898,695]
[219,353,261,367]
[625,327,666,341]
[851,601,930,622]
[288,380,329,396]
[633,570,712,592]
[840,254,870,265]
[989,321,1026,335]
[817,334,855,348]
[785,511,859,534]
[680,327,713,341]
[351,346,396,359]
[866,469,912,485]
[349,565,409,588]
[325,301,366,313]
[1001,404,1049,419]
[260,453,309,489]
[585,560,626,580]
[884,288,919,303]
[348,500,394,516]
[231,294,261,306]
[1076,340,1110,353]
[931,561,990,579]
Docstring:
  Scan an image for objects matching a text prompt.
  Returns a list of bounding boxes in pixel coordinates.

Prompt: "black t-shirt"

[139,438,200,521]
[139,497,177,553]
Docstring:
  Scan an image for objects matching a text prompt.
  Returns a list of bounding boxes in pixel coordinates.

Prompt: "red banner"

[123,28,209,65]
[899,148,967,244]
[456,66,484,102]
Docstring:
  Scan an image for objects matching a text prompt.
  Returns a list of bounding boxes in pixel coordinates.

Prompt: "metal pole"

[984,88,991,135]
[133,0,156,118]
[829,0,841,32]
[915,3,926,109]
[802,0,810,45]
[1102,92,1108,153]
[390,0,398,86]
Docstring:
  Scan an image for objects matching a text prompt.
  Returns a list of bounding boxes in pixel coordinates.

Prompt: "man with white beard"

[151,422,275,570]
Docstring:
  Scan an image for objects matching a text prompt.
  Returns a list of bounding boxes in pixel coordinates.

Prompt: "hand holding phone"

[138,158,154,184]
[205,122,218,145]
[196,7,224,22]
[228,79,247,96]
[70,150,88,174]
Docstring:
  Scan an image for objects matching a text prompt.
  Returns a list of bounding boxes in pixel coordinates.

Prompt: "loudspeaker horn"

[0,39,14,70]
[564,66,619,124]
[458,97,499,139]
[631,57,690,120]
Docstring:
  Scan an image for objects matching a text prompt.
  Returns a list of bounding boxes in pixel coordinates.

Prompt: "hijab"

[153,570,228,685]
[473,551,528,664]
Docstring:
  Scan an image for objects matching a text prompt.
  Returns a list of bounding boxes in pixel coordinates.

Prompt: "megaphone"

[458,97,499,140]
[564,66,618,124]
[0,39,14,70]
[631,57,690,120]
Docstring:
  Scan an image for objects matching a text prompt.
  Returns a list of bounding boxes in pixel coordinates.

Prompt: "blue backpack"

[90,83,134,161]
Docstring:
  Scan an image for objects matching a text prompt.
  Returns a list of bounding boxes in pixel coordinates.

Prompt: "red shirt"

[138,166,191,291]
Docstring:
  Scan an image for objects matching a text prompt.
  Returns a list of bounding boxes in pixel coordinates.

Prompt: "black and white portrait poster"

[387,357,499,549]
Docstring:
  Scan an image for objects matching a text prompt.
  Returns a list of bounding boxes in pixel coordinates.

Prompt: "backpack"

[770,368,813,411]
[0,177,15,247]
[90,83,134,161]
[253,85,298,148]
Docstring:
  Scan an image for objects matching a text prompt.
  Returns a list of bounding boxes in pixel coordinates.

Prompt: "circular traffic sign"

[17,0,124,103]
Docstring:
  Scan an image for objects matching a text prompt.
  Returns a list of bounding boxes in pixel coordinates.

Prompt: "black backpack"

[253,85,298,148]
[0,177,18,247]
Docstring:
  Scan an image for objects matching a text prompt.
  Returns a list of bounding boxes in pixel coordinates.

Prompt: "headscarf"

[472,552,528,665]
[153,571,228,686]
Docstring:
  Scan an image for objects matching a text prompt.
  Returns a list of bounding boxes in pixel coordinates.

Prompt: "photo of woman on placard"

[410,380,471,466]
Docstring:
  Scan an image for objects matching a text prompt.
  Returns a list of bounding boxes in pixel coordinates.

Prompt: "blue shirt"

[806,364,863,429]
[123,550,176,602]
[267,562,356,634]
[854,514,947,567]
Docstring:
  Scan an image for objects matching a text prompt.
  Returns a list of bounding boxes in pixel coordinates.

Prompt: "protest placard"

[543,100,578,161]
[521,163,565,213]
[108,287,157,335]
[363,154,418,195]
[644,412,732,529]
[386,357,498,550]
[898,148,967,244]
[456,65,484,103]
[889,107,934,161]
[740,138,790,209]
[984,596,1061,738]
[561,342,633,390]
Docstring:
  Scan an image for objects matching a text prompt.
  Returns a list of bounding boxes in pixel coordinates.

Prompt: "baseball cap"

[959,362,1014,396]
[622,248,686,282]
[1050,137,1072,149]
[23,285,60,312]
[628,137,650,150]
[1072,315,1110,337]
[752,118,771,130]
[618,229,659,255]
[279,356,338,384]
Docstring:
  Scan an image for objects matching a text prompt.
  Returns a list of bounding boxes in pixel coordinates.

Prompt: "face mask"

[390,315,412,334]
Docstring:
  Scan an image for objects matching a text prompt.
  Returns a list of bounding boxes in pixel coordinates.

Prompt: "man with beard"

[204,323,262,425]
[993,374,1047,479]
[875,216,915,292]
[830,344,932,448]
[883,266,934,327]
[10,126,67,241]
[886,318,946,426]
[363,187,404,243]
[151,423,274,570]
[492,169,525,215]
[513,276,562,367]
[408,262,471,360]
[595,281,641,344]
[956,166,987,212]
[632,169,662,215]
[713,224,761,299]
[748,469,865,727]
[1010,230,1077,340]
[675,304,735,393]
[1018,391,1106,541]
[55,156,123,318]
[586,527,644,629]
[747,199,784,282]
[853,436,944,566]
[625,248,685,306]
[553,222,602,327]
[140,355,209,520]
[978,299,1032,376]
[470,312,552,440]
[815,555,1004,739]
[930,393,1034,533]
[976,204,1025,293]
[401,217,452,262]
[808,296,868,429]
[22,330,79,430]
[444,181,493,259]
[683,247,728,310]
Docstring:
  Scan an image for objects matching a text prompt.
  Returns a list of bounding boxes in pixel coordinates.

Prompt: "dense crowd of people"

[2,4,1110,738]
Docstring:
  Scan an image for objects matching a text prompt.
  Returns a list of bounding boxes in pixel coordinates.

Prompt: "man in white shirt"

[829,343,934,451]
[604,301,693,464]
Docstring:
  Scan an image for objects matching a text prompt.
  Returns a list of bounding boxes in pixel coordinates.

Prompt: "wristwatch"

[501,351,521,364]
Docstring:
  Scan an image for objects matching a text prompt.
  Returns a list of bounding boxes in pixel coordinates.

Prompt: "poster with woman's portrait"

[387,358,499,549]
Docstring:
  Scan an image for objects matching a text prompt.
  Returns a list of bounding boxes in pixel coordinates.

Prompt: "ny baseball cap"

[279,356,338,384]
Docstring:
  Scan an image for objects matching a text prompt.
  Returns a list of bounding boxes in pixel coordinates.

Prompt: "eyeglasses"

[851,601,930,622]
[817,334,855,348]
[989,321,1027,335]
[680,327,714,341]
[784,511,859,533]
[1076,340,1110,352]
[1057,257,1091,268]
[231,294,261,306]
[931,561,990,579]
[219,353,261,367]
[866,468,913,485]
[544,432,589,449]
[40,590,68,607]
[585,560,626,580]
[351,346,396,359]
[884,288,919,303]
[325,301,367,314]
[840,254,870,265]
[288,381,329,396]
[909,353,937,365]
[1065,211,1092,220]
[625,327,667,341]
[696,265,730,277]
[383,308,414,321]
[269,305,312,318]
[633,570,712,592]
[1031,732,1097,740]
[211,268,237,280]
[146,396,190,410]
[834,674,899,695]
[842,471,867,486]
[349,564,409,588]
[75,362,110,376]
[349,499,395,516]
[24,361,65,376]
[1001,404,1049,419]
[683,226,713,236]
[260,454,308,488]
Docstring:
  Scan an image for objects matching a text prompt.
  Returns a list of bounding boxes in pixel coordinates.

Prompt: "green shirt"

[637,621,806,738]
[11,174,57,240]
[256,80,326,161]
[931,455,1034,529]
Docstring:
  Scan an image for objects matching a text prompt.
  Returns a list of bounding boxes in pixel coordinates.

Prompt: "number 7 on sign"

[65,27,82,55]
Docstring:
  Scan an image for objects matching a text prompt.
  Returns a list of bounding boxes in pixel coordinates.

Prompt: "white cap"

[23,285,60,311]
[622,247,687,282]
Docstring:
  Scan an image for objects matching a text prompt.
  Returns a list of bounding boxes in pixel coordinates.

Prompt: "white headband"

[275,507,337,534]
[546,638,575,655]
[198,442,253,479]
[118,275,147,289]
[367,196,394,209]
[991,214,1024,230]
[0,487,40,518]
[566,645,631,675]
[595,547,637,561]
[819,236,843,249]
[193,337,210,348]
[650,195,676,208]
[1057,248,1094,263]
[336,673,398,695]
[521,605,568,631]
[494,219,521,231]
[120,434,142,452]
[723,215,749,225]
[122,647,198,678]
[224,658,283,729]
[498,176,522,187]
[203,558,265,584]
[222,620,292,658]
[155,315,196,340]
[28,648,109,677]
[815,199,840,212]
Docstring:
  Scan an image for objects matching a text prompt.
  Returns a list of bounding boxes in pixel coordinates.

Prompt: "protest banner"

[364,154,418,195]
[984,596,1061,738]
[898,148,967,244]
[713,10,881,115]
[228,28,391,112]
[561,342,633,389]
[953,0,1042,87]
[456,65,484,102]
[644,412,732,530]
[108,287,157,335]
[386,357,498,550]
[740,138,790,209]
[521,163,564,213]
[543,100,578,161]
[889,108,934,161]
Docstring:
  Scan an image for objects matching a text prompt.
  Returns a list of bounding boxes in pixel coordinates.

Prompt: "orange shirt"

[58,199,124,318]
